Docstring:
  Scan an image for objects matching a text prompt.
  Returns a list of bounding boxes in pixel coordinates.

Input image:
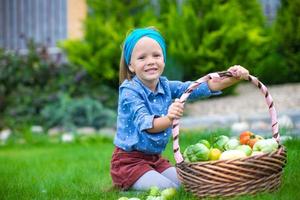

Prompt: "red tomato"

[248,135,264,148]
[239,131,254,145]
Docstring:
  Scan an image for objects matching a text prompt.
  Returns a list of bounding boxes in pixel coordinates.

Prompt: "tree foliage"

[256,0,300,84]
[163,0,268,82]
[62,0,300,89]
[0,39,116,129]
[62,0,159,88]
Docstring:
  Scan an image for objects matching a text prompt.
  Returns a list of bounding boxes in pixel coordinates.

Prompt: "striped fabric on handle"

[172,71,280,164]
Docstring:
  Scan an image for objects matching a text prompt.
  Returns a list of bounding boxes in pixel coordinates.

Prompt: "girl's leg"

[161,167,181,188]
[131,170,178,190]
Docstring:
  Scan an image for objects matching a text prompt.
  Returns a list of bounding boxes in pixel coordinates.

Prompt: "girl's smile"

[145,67,158,73]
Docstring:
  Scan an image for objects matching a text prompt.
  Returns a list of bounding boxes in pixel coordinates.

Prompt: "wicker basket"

[172,71,287,198]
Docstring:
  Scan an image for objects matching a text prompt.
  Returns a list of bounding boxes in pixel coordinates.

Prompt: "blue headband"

[123,28,166,65]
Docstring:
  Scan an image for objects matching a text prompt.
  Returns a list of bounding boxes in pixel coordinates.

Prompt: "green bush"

[163,0,268,80]
[41,94,116,130]
[0,38,117,129]
[62,0,276,92]
[255,0,300,84]
[61,0,156,87]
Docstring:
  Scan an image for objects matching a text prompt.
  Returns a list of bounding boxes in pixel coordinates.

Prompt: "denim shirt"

[113,76,221,154]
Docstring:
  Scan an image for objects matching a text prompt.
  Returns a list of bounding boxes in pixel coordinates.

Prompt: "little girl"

[110,27,249,191]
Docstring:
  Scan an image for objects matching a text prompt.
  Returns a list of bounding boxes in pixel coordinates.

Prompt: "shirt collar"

[133,76,165,96]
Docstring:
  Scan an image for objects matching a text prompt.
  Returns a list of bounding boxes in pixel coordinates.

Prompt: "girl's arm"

[208,65,249,91]
[147,99,183,133]
[146,116,173,133]
[208,76,240,91]
[147,65,249,133]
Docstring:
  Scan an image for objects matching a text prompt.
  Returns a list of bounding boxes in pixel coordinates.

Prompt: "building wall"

[67,0,87,39]
[0,0,279,50]
[0,0,67,50]
[0,0,87,50]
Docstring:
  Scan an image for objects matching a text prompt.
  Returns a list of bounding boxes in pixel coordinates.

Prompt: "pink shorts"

[110,147,172,190]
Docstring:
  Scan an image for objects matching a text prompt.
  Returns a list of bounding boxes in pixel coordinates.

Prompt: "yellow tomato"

[209,148,222,160]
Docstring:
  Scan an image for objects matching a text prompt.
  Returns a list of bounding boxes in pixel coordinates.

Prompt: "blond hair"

[119,26,161,85]
[119,49,135,84]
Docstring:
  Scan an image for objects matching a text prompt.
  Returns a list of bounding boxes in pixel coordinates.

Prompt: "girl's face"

[129,37,165,91]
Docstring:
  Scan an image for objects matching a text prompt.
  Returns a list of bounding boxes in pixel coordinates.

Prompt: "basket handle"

[172,71,280,164]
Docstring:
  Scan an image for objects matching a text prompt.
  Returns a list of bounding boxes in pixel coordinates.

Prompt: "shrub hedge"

[0,39,117,130]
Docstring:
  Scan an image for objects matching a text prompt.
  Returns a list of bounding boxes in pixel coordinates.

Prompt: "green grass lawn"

[0,131,299,200]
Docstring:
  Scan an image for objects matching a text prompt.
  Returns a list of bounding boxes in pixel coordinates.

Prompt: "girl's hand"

[167,99,184,120]
[228,65,249,80]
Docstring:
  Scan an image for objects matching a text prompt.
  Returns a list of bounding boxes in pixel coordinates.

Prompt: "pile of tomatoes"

[239,131,264,148]
[183,130,279,162]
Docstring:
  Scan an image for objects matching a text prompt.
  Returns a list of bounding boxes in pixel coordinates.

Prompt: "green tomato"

[128,198,141,200]
[183,145,194,161]
[213,135,230,151]
[183,145,194,157]
[184,144,210,162]
[118,197,129,200]
[194,143,210,161]
[198,139,211,149]
[149,186,160,196]
[183,146,190,160]
[161,188,176,200]
[224,138,240,150]
[189,154,199,162]
[253,138,279,153]
[268,138,279,150]
[236,145,252,156]
[184,156,191,163]
[253,140,267,152]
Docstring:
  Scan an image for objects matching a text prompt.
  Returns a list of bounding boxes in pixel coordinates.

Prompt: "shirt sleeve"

[121,88,155,132]
[169,80,222,100]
